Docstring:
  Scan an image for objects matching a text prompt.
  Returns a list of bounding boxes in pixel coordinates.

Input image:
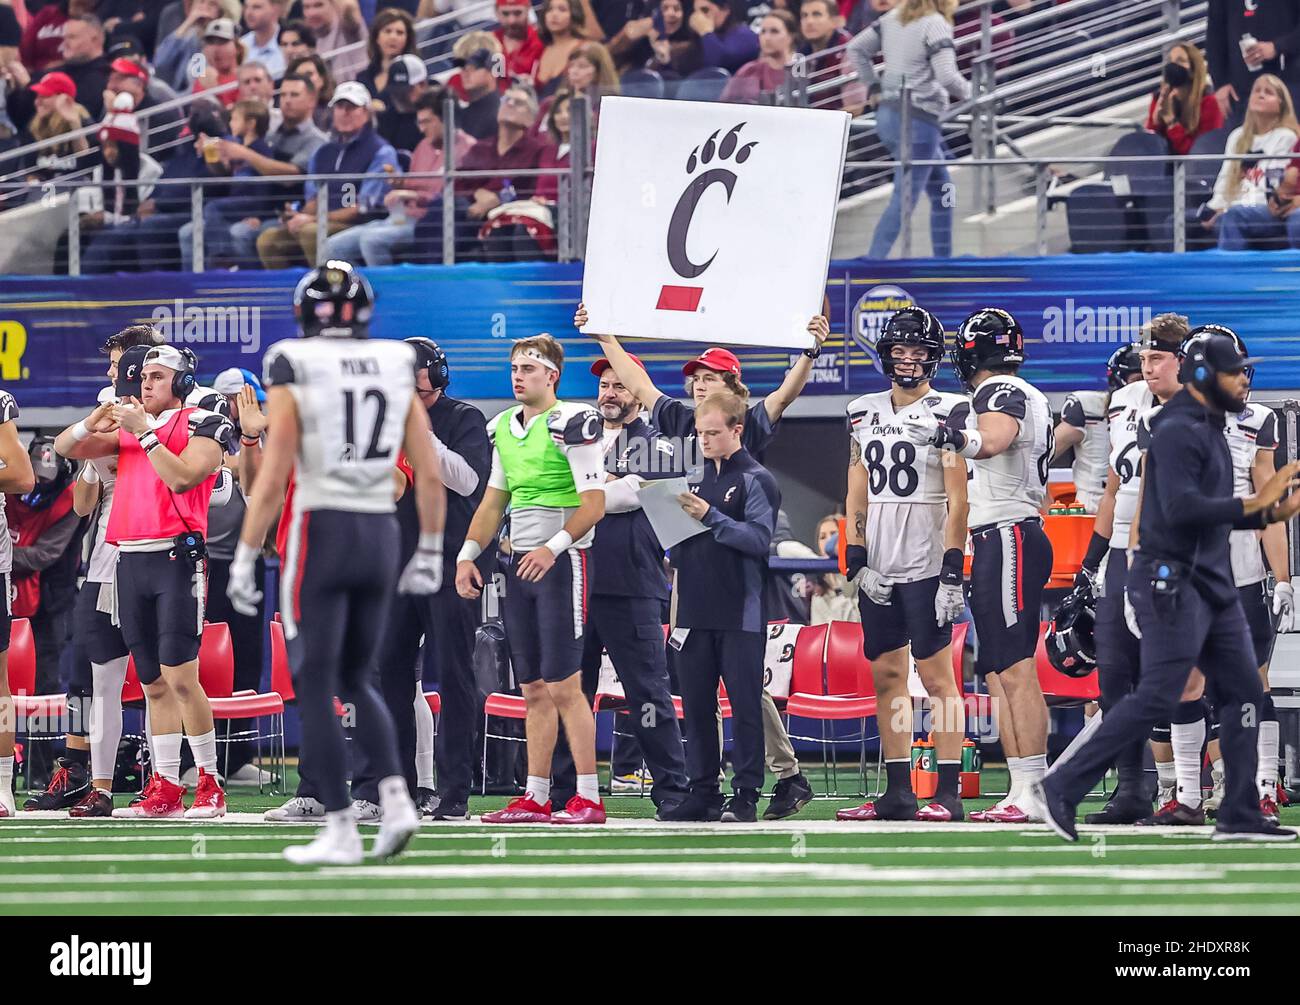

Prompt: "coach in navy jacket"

[667,391,779,822]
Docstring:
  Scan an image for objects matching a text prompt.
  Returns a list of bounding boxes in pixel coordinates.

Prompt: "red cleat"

[0,803,9,818]
[836,802,882,821]
[552,795,606,824]
[113,774,185,818]
[978,804,1030,824]
[185,769,227,819]
[916,801,962,822]
[480,796,551,824]
[1261,795,1280,825]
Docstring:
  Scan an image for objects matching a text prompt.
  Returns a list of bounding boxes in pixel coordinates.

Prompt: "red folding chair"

[785,622,882,796]
[5,619,60,791]
[203,622,286,792]
[480,691,529,796]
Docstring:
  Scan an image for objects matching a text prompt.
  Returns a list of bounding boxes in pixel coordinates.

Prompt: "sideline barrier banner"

[3,252,1300,408]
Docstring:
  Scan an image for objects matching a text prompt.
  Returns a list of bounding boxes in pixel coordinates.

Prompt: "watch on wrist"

[802,345,822,360]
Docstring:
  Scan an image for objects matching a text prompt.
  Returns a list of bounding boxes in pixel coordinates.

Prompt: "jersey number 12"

[341,388,392,462]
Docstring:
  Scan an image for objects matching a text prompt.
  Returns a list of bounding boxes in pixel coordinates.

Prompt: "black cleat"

[763,773,814,820]
[422,794,469,821]
[1212,820,1298,842]
[657,794,724,822]
[68,787,114,818]
[1084,795,1154,825]
[1033,780,1078,843]
[721,790,759,823]
[1136,799,1205,826]
[22,757,90,811]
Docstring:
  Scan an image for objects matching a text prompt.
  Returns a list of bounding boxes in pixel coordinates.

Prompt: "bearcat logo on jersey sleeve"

[974,382,1028,420]
[189,409,235,450]
[0,391,17,425]
[553,406,601,447]
[263,345,298,388]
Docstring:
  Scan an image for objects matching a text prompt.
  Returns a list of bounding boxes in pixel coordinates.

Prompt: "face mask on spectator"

[1163,61,1191,88]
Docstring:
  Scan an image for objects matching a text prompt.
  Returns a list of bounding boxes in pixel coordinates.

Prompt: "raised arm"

[764,315,829,423]
[575,302,664,412]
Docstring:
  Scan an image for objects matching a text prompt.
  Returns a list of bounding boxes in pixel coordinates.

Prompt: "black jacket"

[1138,389,1269,607]
[672,446,779,633]
[589,416,673,601]
[1207,0,1300,107]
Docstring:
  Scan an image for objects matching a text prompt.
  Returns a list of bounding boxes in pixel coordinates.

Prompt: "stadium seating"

[676,67,732,102]
[620,68,666,100]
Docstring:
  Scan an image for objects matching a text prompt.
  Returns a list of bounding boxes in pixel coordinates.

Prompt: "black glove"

[845,544,868,581]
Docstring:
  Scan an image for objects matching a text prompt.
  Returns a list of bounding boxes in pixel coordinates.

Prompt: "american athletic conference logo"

[656,123,758,313]
[850,285,916,375]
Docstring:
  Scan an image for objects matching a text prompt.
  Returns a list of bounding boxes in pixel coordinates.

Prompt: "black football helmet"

[1106,342,1142,391]
[293,260,375,339]
[405,337,450,389]
[1045,586,1098,679]
[951,308,1025,387]
[878,307,945,389]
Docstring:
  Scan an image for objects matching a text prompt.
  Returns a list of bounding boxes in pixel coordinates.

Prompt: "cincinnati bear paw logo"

[684,122,757,174]
[667,123,759,281]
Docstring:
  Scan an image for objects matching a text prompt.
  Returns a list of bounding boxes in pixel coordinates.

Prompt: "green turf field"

[5,766,1300,915]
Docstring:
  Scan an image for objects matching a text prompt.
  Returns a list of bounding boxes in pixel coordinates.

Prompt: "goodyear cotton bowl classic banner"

[579,97,850,349]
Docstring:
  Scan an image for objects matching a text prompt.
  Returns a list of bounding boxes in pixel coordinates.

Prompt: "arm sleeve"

[602,474,644,514]
[11,508,79,576]
[563,440,606,494]
[1150,422,1249,528]
[431,432,480,497]
[487,445,508,492]
[700,473,776,557]
[925,20,970,101]
[846,20,882,92]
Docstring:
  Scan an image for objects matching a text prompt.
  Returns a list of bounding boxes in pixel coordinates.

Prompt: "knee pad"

[1173,698,1206,725]
[1150,722,1171,743]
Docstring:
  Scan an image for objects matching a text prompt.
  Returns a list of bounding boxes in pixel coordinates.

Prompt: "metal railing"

[27,93,593,275]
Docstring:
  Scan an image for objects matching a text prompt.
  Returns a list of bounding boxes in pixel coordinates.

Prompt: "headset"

[172,347,199,402]
[405,337,449,390]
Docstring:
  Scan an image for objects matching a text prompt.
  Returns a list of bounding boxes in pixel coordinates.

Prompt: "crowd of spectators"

[3,0,1290,268]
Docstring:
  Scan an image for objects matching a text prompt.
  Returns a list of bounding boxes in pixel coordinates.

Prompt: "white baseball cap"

[329,80,372,108]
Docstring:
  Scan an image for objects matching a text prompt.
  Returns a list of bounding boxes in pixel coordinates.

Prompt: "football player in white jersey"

[1159,326,1292,825]
[903,308,1055,823]
[1072,314,1187,824]
[835,308,970,822]
[229,262,448,865]
[0,388,35,817]
[1053,343,1142,514]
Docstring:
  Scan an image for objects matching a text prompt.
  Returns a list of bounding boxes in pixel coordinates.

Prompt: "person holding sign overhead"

[573,302,829,461]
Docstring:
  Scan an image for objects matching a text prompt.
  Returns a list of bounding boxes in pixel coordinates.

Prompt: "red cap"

[109,57,149,82]
[497,0,529,7]
[682,347,741,377]
[591,353,645,377]
[31,72,75,98]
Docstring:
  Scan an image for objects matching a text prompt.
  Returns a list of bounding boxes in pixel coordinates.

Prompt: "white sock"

[1156,759,1176,792]
[188,729,217,775]
[325,808,357,839]
[1257,721,1280,798]
[90,657,128,785]
[1172,719,1205,809]
[154,732,182,785]
[1019,753,1047,785]
[414,684,435,790]
[0,755,13,810]
[525,775,550,806]
[577,773,599,803]
[1002,756,1023,806]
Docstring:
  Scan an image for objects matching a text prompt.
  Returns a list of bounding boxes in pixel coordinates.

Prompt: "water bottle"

[500,179,517,204]
[1241,33,1264,73]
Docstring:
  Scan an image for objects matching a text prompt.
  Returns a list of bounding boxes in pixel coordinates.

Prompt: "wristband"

[802,345,822,360]
[418,531,444,553]
[72,420,91,442]
[954,428,983,459]
[233,540,259,568]
[1082,530,1110,573]
[940,548,964,584]
[457,540,483,564]
[138,431,160,453]
[240,434,261,446]
[545,530,574,555]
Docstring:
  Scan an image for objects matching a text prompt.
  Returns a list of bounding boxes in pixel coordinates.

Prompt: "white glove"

[900,414,939,447]
[227,541,262,617]
[1274,581,1295,633]
[852,565,894,605]
[398,534,444,595]
[935,582,965,626]
[1124,589,1142,640]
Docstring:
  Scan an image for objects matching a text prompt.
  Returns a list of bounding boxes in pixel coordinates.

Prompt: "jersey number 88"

[864,440,919,497]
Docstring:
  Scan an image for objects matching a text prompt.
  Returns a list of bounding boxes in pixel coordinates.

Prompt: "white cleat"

[370,797,421,860]
[1157,780,1175,807]
[283,826,364,866]
[227,764,278,788]
[1202,768,1226,818]
[264,796,326,822]
[352,799,383,822]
